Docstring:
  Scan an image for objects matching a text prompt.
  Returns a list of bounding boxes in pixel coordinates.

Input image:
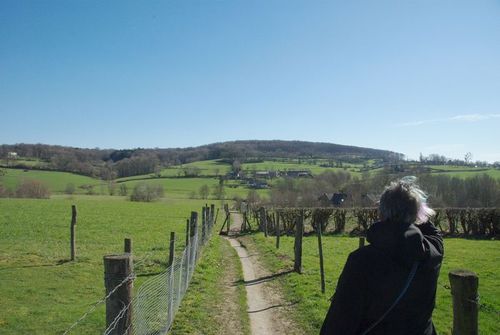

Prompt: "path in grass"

[226,212,301,335]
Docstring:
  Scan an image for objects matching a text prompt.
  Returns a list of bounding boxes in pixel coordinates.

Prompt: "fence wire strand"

[61,207,216,335]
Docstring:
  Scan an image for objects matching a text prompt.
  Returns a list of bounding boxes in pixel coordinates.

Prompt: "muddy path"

[224,212,300,335]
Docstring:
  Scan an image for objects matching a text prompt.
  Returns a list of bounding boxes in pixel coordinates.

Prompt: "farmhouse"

[285,170,312,178]
[254,170,280,179]
[7,152,18,159]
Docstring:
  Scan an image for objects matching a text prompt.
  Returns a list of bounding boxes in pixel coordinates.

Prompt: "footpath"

[224,212,301,335]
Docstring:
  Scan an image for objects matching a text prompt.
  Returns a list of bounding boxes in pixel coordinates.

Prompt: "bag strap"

[360,261,419,335]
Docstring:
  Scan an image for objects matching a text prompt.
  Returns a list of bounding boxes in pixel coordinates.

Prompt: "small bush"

[15,180,50,199]
[80,184,95,195]
[119,183,128,196]
[65,183,76,195]
[130,182,164,202]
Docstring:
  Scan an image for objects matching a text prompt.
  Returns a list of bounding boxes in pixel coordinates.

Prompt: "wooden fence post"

[449,270,479,335]
[276,211,280,249]
[124,238,132,253]
[70,205,77,261]
[104,254,133,335]
[190,211,198,239]
[167,232,175,328]
[294,210,304,274]
[359,237,365,249]
[190,211,199,259]
[317,222,325,293]
[184,219,190,290]
[201,207,207,244]
[260,207,268,237]
[210,204,215,228]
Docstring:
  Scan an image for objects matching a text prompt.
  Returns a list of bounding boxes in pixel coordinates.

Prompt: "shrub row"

[252,207,499,238]
[0,180,50,199]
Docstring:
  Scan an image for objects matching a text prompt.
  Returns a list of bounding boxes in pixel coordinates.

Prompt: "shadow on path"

[233,269,294,287]
[248,300,300,314]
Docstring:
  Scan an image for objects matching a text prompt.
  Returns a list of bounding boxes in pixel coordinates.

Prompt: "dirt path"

[225,212,299,335]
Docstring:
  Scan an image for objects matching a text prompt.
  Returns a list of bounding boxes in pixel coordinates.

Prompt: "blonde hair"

[379,176,435,225]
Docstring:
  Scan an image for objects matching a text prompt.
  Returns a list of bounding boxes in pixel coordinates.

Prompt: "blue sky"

[1,1,499,162]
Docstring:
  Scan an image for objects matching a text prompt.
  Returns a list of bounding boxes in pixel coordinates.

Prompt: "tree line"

[265,169,500,208]
[0,141,400,178]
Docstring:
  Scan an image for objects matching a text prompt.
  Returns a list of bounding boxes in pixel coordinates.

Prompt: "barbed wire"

[104,302,132,335]
[62,271,136,335]
[440,283,500,315]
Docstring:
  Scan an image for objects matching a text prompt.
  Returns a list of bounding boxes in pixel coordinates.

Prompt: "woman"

[321,177,444,335]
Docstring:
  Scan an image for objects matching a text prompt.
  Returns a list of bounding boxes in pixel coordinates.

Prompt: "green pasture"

[0,158,48,168]
[119,177,268,200]
[429,168,500,179]
[120,177,219,197]
[240,160,361,176]
[0,168,99,194]
[0,196,218,334]
[156,160,232,177]
[244,233,500,335]
[427,165,484,172]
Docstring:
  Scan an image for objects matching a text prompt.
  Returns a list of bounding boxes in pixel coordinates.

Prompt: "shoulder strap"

[360,261,419,335]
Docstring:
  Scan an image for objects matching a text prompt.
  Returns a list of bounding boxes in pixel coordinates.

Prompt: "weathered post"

[214,208,219,227]
[294,210,304,273]
[210,204,215,228]
[225,205,231,234]
[190,211,198,260]
[184,219,190,290]
[124,238,132,254]
[104,254,133,335]
[276,211,281,249]
[260,207,268,237]
[359,237,365,249]
[70,205,77,261]
[201,207,207,244]
[449,270,479,335]
[167,232,175,328]
[317,221,325,293]
[241,202,247,232]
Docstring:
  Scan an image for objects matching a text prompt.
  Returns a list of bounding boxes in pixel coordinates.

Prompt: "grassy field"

[429,168,500,179]
[1,168,99,194]
[242,233,500,335]
[0,196,225,334]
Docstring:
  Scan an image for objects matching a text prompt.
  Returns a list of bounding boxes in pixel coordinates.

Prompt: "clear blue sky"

[1,1,499,162]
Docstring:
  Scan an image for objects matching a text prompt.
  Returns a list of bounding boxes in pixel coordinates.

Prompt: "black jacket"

[320,221,444,335]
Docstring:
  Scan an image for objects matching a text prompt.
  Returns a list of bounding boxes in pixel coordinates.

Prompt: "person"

[320,177,444,335]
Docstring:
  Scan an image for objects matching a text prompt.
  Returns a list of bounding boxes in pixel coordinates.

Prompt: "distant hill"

[0,140,403,178]
[190,140,401,161]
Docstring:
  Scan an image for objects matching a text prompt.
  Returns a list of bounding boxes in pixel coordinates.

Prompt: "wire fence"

[63,205,216,335]
[102,207,214,335]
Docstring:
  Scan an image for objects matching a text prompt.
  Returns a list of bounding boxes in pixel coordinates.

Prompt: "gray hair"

[378,176,435,225]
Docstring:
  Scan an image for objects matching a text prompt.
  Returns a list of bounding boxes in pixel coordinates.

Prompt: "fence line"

[63,204,217,335]
[246,206,496,334]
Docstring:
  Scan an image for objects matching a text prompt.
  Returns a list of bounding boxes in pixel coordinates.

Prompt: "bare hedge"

[253,207,499,238]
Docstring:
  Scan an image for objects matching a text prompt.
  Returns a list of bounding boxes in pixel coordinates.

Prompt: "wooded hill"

[0,141,402,178]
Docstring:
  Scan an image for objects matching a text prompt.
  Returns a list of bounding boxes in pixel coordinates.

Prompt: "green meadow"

[1,168,99,194]
[243,233,500,335]
[1,163,499,334]
[0,196,207,334]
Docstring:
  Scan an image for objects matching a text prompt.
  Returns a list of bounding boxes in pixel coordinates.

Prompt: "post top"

[103,254,131,261]
[449,269,478,278]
